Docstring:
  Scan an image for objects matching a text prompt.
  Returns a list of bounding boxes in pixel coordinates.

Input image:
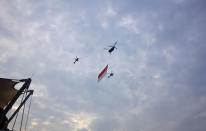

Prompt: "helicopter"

[108,71,114,78]
[104,41,117,54]
[73,56,79,64]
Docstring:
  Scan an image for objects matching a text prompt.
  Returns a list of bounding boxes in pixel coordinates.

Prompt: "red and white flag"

[98,65,108,82]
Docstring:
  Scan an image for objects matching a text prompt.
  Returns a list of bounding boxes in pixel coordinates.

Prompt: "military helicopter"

[104,41,117,54]
[108,71,114,78]
[73,56,79,64]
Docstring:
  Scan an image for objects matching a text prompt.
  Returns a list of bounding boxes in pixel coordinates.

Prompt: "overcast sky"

[0,0,206,131]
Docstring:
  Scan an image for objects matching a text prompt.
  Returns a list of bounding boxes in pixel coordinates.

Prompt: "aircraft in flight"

[73,56,79,64]
[104,41,117,54]
[108,71,114,78]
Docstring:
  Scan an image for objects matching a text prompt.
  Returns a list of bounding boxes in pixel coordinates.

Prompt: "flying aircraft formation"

[73,41,118,81]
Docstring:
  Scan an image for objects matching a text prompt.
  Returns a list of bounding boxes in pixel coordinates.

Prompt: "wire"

[19,90,27,131]
[24,96,32,131]
[12,92,26,130]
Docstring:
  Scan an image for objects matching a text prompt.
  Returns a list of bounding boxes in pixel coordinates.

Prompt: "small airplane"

[104,41,117,54]
[73,56,79,64]
[108,71,114,78]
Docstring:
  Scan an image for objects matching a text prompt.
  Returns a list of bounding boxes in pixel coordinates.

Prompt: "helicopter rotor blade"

[114,41,117,46]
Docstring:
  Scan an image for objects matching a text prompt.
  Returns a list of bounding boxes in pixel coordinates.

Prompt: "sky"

[0,0,206,131]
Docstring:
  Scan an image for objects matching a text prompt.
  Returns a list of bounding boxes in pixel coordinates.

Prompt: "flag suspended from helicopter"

[98,65,108,82]
[0,78,19,108]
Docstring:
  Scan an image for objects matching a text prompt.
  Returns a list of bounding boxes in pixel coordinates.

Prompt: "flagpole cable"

[24,95,32,131]
[11,91,26,130]
[19,89,27,131]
